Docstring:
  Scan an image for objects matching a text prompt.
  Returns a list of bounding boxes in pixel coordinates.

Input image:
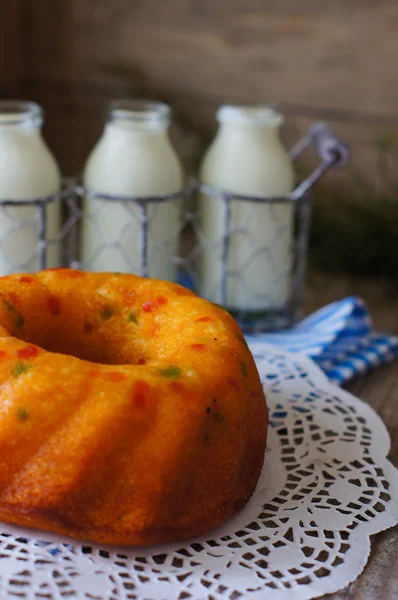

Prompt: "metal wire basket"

[0,122,348,331]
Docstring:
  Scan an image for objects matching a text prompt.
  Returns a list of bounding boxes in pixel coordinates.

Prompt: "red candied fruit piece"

[48,296,61,315]
[17,345,41,360]
[87,368,100,379]
[134,380,150,407]
[83,319,94,334]
[19,276,34,284]
[8,292,21,308]
[195,316,211,323]
[169,381,184,393]
[175,287,192,296]
[64,270,84,278]
[142,297,168,313]
[190,343,206,351]
[104,371,127,383]
[45,268,83,278]
[0,350,8,359]
[227,377,241,391]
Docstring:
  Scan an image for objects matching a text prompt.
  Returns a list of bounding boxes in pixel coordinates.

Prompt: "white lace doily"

[0,345,397,600]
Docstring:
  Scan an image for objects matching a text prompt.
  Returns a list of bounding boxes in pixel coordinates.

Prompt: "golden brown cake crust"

[0,269,267,546]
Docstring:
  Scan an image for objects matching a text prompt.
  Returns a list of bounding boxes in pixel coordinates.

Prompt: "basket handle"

[290,122,350,200]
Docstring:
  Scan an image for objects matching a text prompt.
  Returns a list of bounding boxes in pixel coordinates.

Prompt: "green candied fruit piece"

[12,362,31,377]
[16,407,29,421]
[214,411,225,423]
[16,315,25,329]
[211,302,227,311]
[99,307,113,319]
[240,360,248,378]
[2,300,24,328]
[235,332,249,349]
[3,300,16,312]
[158,366,181,378]
[127,311,138,324]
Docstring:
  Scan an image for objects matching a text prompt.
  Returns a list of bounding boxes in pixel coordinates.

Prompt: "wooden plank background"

[1,0,397,180]
[0,0,23,98]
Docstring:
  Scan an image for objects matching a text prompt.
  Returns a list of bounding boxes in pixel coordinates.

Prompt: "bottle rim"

[108,99,171,126]
[0,100,43,126]
[217,104,283,127]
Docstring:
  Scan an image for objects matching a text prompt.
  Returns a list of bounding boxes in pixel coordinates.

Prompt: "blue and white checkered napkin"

[245,296,398,386]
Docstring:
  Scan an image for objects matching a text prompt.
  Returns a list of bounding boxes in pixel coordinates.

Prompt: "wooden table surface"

[304,274,398,599]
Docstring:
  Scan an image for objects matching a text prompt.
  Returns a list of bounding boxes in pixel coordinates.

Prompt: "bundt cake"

[0,269,267,546]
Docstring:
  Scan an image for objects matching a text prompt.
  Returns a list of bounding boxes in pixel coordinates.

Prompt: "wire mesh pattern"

[0,123,349,331]
[0,345,396,600]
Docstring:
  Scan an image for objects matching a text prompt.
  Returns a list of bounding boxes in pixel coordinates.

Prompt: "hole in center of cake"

[3,316,146,366]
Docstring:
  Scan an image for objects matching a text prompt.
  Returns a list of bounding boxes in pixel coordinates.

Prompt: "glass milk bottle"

[198,105,295,314]
[0,101,61,273]
[82,100,184,279]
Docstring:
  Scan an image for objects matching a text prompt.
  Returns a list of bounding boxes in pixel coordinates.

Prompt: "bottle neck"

[106,99,171,136]
[0,101,43,133]
[105,119,169,137]
[216,105,283,144]
[216,121,281,145]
